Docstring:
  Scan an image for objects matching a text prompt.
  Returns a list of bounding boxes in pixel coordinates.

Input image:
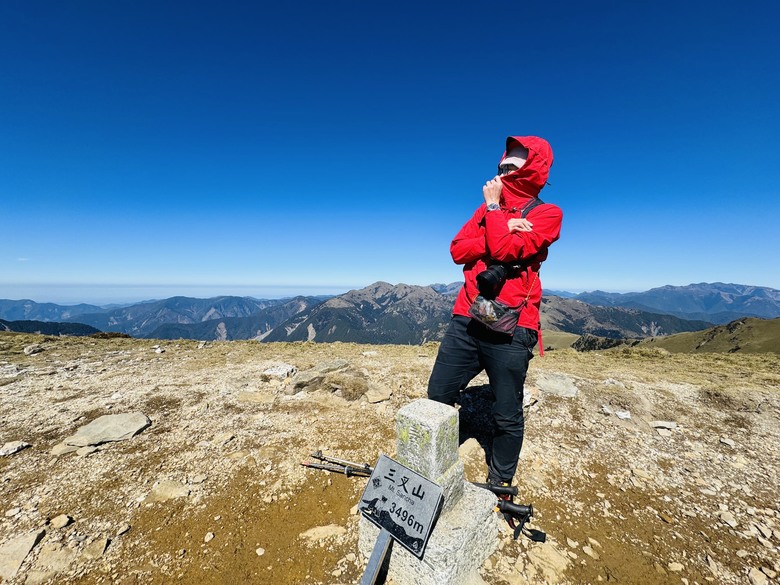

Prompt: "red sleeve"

[484,204,563,262]
[450,205,488,265]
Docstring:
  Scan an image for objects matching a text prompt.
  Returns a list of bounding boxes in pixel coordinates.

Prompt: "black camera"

[476,262,517,298]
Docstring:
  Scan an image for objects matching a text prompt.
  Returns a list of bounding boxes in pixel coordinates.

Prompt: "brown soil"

[1,332,779,584]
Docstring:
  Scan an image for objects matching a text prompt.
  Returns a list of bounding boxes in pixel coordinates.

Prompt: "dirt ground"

[1,332,779,584]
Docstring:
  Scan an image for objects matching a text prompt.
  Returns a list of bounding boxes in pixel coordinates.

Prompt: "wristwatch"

[486,203,501,211]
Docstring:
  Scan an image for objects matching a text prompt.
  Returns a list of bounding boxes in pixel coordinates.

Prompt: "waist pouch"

[468,295,526,336]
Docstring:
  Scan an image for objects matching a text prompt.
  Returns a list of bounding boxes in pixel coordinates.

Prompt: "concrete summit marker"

[358,399,498,585]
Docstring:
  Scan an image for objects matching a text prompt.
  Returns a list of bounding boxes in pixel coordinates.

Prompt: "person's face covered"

[498,145,529,176]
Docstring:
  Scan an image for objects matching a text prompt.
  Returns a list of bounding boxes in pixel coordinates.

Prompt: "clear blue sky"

[2,1,779,304]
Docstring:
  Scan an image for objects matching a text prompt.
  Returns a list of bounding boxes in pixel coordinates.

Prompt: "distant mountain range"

[641,317,780,354]
[1,282,778,345]
[569,283,780,324]
[539,296,713,338]
[59,295,323,338]
[0,319,100,336]
[263,282,452,344]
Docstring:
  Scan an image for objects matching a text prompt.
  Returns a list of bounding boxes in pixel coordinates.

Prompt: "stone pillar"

[358,399,498,585]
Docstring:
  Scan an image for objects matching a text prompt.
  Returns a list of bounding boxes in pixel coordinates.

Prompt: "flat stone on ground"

[0,529,46,580]
[364,384,392,403]
[0,441,31,456]
[64,412,151,447]
[535,372,579,398]
[299,524,347,542]
[147,480,191,502]
[50,514,72,528]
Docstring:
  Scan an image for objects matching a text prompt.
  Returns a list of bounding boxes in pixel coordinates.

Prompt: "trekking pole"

[300,451,546,542]
[310,449,374,473]
[472,483,546,542]
[471,482,518,497]
[302,451,373,477]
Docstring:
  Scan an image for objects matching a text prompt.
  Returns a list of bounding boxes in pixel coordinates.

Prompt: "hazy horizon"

[1,279,774,307]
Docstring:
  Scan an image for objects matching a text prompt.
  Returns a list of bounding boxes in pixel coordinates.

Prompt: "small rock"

[659,512,675,524]
[0,441,31,457]
[345,553,356,563]
[262,364,297,378]
[748,567,768,585]
[154,347,165,354]
[83,537,109,559]
[631,468,652,481]
[736,550,749,558]
[719,437,736,448]
[197,341,207,349]
[758,535,773,548]
[4,507,21,517]
[50,514,72,529]
[51,442,79,456]
[706,555,719,575]
[214,432,235,446]
[582,545,600,560]
[76,446,99,457]
[656,428,673,438]
[523,385,539,408]
[256,547,265,556]
[314,359,350,374]
[116,523,131,536]
[298,524,347,542]
[147,481,191,503]
[365,385,392,404]
[668,562,684,572]
[649,421,677,429]
[566,538,579,548]
[361,351,378,357]
[190,474,208,484]
[615,410,631,420]
[755,523,773,539]
[761,567,777,579]
[601,404,614,415]
[718,511,738,528]
[24,344,44,356]
[204,532,215,543]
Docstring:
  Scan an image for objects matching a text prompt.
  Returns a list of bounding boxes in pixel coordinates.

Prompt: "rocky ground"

[1,331,779,585]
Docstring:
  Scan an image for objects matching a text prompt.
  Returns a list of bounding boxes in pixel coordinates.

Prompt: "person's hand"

[508,218,533,233]
[483,176,502,206]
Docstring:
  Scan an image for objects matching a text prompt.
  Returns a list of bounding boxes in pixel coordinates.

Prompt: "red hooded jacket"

[450,136,563,335]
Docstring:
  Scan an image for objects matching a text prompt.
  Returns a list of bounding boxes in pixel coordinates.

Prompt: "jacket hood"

[499,136,553,203]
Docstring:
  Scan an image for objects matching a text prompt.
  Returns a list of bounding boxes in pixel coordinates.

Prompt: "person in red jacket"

[427,135,562,489]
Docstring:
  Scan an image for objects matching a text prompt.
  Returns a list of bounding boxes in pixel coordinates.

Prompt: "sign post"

[358,454,444,584]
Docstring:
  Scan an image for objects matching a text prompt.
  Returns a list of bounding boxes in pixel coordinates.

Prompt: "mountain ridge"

[2,281,777,344]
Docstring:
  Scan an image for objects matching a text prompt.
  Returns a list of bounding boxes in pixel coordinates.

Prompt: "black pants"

[427,315,537,483]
